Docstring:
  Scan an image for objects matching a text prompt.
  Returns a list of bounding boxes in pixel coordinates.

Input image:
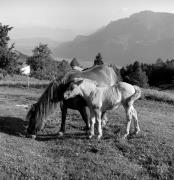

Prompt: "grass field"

[0,85,174,179]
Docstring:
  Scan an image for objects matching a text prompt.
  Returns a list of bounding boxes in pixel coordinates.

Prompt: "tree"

[27,44,72,80]
[27,43,51,73]
[0,23,18,75]
[155,58,165,68]
[0,23,12,48]
[94,53,104,65]
[70,57,80,68]
[32,43,51,59]
[129,65,149,88]
[121,61,149,88]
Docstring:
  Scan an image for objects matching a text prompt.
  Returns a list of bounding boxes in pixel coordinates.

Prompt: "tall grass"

[0,74,49,88]
[143,88,174,104]
[0,81,49,89]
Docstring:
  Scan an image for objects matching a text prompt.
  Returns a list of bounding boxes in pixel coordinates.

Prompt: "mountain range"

[54,11,174,66]
[12,38,60,55]
[10,26,76,55]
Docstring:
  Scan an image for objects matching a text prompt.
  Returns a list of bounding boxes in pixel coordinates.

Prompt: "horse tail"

[26,78,66,135]
[129,85,142,103]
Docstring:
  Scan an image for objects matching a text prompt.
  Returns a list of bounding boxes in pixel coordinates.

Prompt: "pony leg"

[89,110,95,139]
[124,105,133,139]
[101,111,108,127]
[58,102,67,136]
[95,110,102,140]
[132,107,140,134]
[79,107,90,131]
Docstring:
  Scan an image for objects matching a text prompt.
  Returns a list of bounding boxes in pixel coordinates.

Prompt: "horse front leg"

[101,111,108,127]
[132,106,140,135]
[95,109,102,140]
[89,110,95,139]
[58,101,67,136]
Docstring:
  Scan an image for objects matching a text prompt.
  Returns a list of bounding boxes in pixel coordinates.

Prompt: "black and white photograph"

[0,0,174,179]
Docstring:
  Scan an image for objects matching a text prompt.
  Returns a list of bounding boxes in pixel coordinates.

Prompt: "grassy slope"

[0,86,174,179]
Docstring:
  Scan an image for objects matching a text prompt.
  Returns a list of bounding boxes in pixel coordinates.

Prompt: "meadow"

[0,77,174,179]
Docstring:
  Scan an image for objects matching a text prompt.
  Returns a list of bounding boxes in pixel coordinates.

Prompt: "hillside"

[54,11,174,66]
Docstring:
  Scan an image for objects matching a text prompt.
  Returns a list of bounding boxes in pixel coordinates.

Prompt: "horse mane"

[82,65,104,72]
[26,80,58,133]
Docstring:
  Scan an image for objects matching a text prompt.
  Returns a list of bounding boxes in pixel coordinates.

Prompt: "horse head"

[26,103,38,138]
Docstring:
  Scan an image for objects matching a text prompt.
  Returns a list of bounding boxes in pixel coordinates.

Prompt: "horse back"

[82,65,117,86]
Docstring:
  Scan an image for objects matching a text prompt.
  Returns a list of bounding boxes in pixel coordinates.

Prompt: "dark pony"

[26,65,118,138]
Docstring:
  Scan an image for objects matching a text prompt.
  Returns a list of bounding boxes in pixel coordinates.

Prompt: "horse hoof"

[26,134,36,139]
[122,134,128,139]
[134,129,140,135]
[97,135,102,141]
[88,135,93,139]
[58,132,64,137]
[31,135,36,139]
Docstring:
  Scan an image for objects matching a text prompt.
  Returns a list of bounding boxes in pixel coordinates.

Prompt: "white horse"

[64,78,141,139]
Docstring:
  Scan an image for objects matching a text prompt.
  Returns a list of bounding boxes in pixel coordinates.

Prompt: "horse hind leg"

[79,107,90,131]
[132,106,140,135]
[123,104,133,139]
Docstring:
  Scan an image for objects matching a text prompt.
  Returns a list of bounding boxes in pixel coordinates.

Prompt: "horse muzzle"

[26,132,37,139]
[64,92,70,100]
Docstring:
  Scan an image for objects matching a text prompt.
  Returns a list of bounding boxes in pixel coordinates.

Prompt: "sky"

[1,0,174,38]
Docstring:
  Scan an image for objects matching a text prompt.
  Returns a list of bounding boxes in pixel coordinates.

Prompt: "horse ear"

[76,80,83,86]
[73,78,84,85]
[74,77,83,82]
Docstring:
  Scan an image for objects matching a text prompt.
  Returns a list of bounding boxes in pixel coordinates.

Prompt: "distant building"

[20,64,30,75]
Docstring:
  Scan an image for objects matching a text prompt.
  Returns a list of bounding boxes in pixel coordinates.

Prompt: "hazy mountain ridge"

[10,26,76,55]
[54,11,174,65]
[12,37,60,55]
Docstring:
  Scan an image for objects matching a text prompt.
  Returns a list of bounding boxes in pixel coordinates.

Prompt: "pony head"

[64,78,84,100]
[64,78,98,100]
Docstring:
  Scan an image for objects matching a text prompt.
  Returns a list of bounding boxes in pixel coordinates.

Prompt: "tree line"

[120,59,174,88]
